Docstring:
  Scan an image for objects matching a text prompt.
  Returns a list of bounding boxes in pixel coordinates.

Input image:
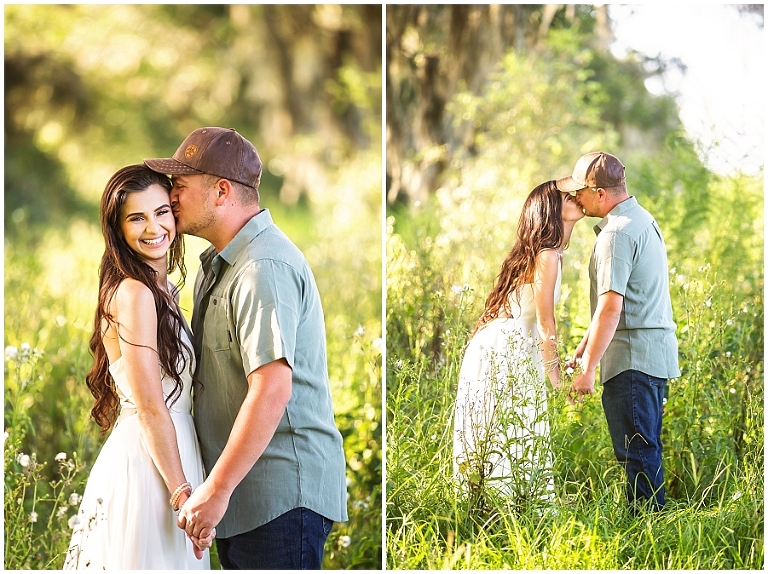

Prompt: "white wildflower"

[669,267,676,275]
[451,285,463,295]
[354,325,364,337]
[729,388,736,394]
[20,343,31,354]
[726,319,733,326]
[704,299,711,307]
[16,453,30,467]
[732,490,742,501]
[68,515,80,529]
[69,492,82,506]
[29,511,38,523]
[5,346,18,360]
[339,535,351,548]
[55,452,67,462]
[725,352,731,358]
[57,505,69,518]
[565,367,574,376]
[395,359,403,369]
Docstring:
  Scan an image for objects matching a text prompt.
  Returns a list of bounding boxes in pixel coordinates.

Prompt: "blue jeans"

[215,507,334,570]
[602,370,666,511]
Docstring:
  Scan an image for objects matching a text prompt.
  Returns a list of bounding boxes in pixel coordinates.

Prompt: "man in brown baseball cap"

[555,151,625,194]
[144,128,348,568]
[145,126,262,189]
[557,151,679,514]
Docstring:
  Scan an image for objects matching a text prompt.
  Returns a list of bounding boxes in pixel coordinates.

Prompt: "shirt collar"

[594,196,638,236]
[199,209,274,269]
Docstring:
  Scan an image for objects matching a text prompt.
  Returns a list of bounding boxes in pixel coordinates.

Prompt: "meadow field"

[386,153,764,569]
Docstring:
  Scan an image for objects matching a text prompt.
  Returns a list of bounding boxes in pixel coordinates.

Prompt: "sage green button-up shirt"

[590,197,681,383]
[191,209,348,538]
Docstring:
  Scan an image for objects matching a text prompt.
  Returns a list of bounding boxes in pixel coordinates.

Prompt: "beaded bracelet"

[170,481,192,511]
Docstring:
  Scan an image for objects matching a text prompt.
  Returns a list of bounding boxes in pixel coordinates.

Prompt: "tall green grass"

[386,165,764,569]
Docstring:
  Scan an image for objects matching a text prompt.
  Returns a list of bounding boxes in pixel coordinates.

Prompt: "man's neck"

[210,206,262,253]
[601,194,630,217]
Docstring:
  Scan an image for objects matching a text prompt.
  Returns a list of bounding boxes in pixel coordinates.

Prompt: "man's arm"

[178,358,292,538]
[570,290,623,401]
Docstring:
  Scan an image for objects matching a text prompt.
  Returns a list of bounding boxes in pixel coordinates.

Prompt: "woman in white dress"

[453,180,584,502]
[64,165,213,569]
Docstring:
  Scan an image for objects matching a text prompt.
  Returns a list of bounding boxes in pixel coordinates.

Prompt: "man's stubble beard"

[177,208,216,239]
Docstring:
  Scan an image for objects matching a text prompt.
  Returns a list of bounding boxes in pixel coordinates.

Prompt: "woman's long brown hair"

[86,164,189,434]
[474,180,565,333]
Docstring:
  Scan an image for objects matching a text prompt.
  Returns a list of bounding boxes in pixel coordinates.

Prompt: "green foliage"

[5,160,382,569]
[386,194,764,567]
[386,39,763,569]
[5,4,382,229]
[5,346,88,569]
[5,5,381,569]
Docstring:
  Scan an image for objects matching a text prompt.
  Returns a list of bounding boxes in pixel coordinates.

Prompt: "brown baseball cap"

[144,127,262,188]
[555,151,625,193]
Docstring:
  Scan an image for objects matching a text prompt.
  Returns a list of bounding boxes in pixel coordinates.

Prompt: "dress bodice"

[505,261,562,326]
[108,327,195,417]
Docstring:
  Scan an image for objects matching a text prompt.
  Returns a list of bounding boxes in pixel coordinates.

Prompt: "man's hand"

[177,479,230,540]
[569,368,596,404]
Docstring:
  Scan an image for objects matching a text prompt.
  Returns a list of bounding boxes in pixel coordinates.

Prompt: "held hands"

[174,490,214,560]
[176,479,230,552]
[568,368,596,404]
[564,343,595,404]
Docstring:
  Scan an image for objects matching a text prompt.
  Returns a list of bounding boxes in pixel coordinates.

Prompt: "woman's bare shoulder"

[111,279,155,319]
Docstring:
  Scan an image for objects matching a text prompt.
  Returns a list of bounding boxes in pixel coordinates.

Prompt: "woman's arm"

[532,249,561,388]
[112,279,188,498]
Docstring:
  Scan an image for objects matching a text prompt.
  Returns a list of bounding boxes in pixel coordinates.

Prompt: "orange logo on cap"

[185,145,198,159]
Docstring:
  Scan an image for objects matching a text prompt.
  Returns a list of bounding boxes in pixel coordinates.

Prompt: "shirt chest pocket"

[202,295,232,351]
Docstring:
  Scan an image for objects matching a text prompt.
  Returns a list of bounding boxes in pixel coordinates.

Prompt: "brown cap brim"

[555,175,585,193]
[144,158,206,176]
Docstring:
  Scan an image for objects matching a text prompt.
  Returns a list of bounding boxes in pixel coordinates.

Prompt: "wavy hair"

[474,180,565,333]
[86,164,190,433]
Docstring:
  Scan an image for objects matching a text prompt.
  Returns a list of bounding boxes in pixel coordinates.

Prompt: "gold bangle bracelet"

[170,481,192,510]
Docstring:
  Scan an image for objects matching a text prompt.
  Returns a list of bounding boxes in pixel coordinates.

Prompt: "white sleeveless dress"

[64,327,209,570]
[453,264,560,500]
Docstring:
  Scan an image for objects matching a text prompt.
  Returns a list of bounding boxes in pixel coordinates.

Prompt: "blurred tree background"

[5,4,381,569]
[386,4,762,206]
